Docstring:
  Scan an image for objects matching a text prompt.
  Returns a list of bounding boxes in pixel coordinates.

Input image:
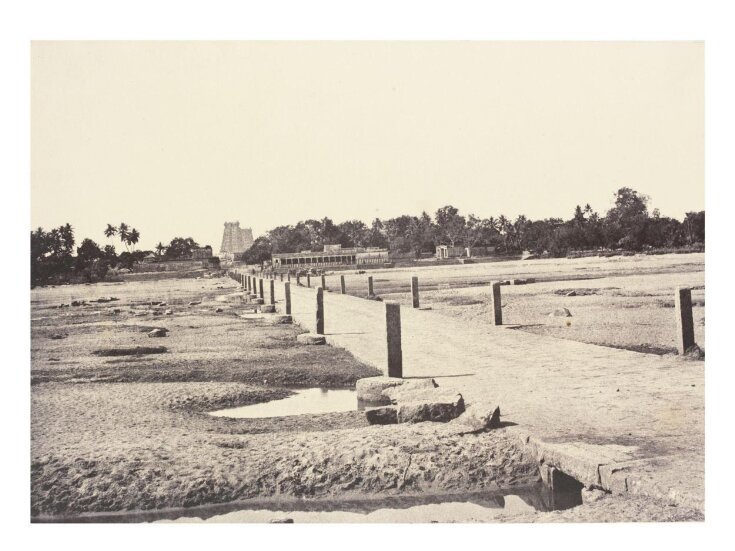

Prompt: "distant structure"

[219,222,254,261]
[272,244,389,269]
[191,246,213,260]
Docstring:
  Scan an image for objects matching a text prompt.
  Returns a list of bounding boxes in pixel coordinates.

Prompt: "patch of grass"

[552,288,601,296]
[91,346,168,356]
[441,295,485,306]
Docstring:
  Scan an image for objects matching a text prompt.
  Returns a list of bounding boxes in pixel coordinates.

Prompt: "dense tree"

[603,187,650,250]
[384,215,416,253]
[682,211,705,245]
[243,236,273,264]
[165,237,199,259]
[76,238,103,264]
[434,205,466,247]
[366,218,389,249]
[337,220,370,248]
[407,212,437,257]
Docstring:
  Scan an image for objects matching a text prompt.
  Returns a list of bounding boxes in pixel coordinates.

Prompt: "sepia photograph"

[7,0,735,546]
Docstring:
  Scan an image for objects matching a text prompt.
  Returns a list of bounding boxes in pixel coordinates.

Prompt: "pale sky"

[31,41,703,251]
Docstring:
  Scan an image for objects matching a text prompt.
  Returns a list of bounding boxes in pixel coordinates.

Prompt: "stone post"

[321,274,327,290]
[316,287,325,335]
[296,274,301,286]
[287,272,291,282]
[411,275,420,308]
[246,276,251,293]
[307,274,311,288]
[385,302,403,378]
[490,281,502,325]
[340,275,346,294]
[280,272,283,282]
[284,282,292,315]
[258,278,264,299]
[675,287,695,355]
[269,279,275,305]
[368,275,374,297]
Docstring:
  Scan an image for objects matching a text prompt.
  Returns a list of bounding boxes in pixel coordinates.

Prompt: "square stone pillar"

[675,287,695,355]
[316,287,325,335]
[411,275,420,308]
[385,302,403,378]
[284,282,292,315]
[490,282,502,325]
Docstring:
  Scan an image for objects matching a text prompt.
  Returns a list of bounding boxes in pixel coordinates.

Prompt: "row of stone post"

[234,270,696,378]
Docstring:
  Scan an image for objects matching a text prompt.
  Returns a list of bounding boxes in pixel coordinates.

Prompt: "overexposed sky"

[31,41,703,251]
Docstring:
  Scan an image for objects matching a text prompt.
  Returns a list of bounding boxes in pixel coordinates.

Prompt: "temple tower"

[220,222,254,257]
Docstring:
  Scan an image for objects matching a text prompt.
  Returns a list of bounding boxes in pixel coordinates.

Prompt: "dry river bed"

[31,273,702,522]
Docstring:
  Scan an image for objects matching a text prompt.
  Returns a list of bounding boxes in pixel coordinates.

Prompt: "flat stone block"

[296,333,326,345]
[267,315,293,325]
[456,401,501,431]
[533,440,637,490]
[252,298,264,305]
[365,406,398,425]
[259,304,276,313]
[381,378,438,403]
[239,313,265,320]
[215,292,245,303]
[397,394,465,423]
[356,376,404,404]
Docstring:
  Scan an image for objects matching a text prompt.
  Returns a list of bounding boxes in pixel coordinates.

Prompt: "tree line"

[242,188,705,264]
[30,221,205,286]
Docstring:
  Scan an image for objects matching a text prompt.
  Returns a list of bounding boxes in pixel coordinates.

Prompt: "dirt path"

[265,271,704,511]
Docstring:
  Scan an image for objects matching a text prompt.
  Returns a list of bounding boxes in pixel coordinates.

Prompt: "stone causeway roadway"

[246,273,704,512]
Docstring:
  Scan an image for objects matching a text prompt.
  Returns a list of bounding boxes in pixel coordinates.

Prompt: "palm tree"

[513,214,529,250]
[104,224,118,244]
[118,222,130,252]
[127,228,140,251]
[497,215,509,252]
[155,242,166,257]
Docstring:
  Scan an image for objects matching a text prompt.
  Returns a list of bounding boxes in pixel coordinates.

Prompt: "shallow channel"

[33,484,583,523]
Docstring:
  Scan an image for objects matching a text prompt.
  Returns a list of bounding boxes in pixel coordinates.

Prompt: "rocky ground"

[31,269,703,522]
[31,275,540,520]
[380,257,704,356]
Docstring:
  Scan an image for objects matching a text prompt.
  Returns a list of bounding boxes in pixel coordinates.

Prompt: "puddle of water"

[158,484,582,523]
[165,497,534,523]
[208,388,360,418]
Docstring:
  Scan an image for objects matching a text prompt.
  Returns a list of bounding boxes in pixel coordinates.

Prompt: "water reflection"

[209,388,358,418]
